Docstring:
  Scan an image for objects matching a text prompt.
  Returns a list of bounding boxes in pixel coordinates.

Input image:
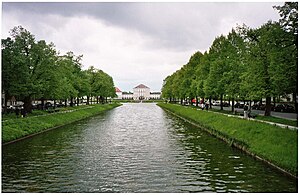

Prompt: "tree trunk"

[54,99,56,109]
[3,93,9,114]
[231,98,234,113]
[77,97,79,106]
[87,96,90,105]
[71,97,74,107]
[64,99,67,107]
[264,96,272,116]
[220,94,223,110]
[196,96,198,107]
[180,98,183,105]
[23,96,32,114]
[41,98,45,110]
[293,92,297,113]
[209,96,212,109]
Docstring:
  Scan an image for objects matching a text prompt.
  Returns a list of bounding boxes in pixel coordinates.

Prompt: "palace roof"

[115,87,122,92]
[134,84,149,89]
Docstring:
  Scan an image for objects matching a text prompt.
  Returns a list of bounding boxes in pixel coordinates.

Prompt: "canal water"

[2,103,297,192]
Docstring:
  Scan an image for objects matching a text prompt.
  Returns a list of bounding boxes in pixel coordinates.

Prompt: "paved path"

[212,106,298,121]
[202,107,297,131]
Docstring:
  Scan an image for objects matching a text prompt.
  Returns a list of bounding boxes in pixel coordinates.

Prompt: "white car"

[212,101,220,106]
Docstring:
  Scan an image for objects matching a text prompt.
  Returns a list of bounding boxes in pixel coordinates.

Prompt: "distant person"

[244,104,249,119]
[205,102,209,111]
[200,98,205,110]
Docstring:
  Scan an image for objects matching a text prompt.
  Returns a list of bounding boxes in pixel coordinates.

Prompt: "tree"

[87,66,115,104]
[183,51,203,104]
[161,75,174,102]
[222,29,247,112]
[2,37,15,113]
[241,21,296,116]
[56,52,80,106]
[194,52,210,97]
[274,2,298,112]
[204,35,229,110]
[2,26,58,113]
[274,2,298,46]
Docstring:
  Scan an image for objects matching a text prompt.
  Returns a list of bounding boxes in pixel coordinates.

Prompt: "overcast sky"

[2,2,282,92]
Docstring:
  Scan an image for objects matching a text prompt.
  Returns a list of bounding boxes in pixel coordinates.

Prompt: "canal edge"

[159,106,298,180]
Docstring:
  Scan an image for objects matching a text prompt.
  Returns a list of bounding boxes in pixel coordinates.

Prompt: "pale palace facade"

[115,84,161,100]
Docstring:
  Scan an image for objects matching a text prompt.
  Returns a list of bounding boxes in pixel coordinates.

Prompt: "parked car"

[234,102,244,108]
[5,105,15,113]
[274,104,295,113]
[55,103,65,108]
[222,102,230,107]
[32,103,38,109]
[285,104,296,113]
[252,103,259,110]
[212,101,220,106]
[13,104,24,110]
[274,104,285,112]
[45,102,53,109]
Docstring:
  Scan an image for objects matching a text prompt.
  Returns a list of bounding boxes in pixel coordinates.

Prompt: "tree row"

[2,26,116,114]
[162,3,297,116]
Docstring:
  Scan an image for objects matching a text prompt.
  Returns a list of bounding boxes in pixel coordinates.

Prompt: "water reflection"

[2,103,297,192]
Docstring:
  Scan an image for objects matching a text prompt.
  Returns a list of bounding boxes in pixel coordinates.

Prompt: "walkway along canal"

[2,103,297,192]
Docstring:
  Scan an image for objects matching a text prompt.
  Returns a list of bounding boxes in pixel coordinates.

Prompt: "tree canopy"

[2,26,116,113]
[161,2,298,116]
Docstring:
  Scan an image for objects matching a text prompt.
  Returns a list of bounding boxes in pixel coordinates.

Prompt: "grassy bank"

[255,115,297,127]
[157,103,298,177]
[2,103,121,144]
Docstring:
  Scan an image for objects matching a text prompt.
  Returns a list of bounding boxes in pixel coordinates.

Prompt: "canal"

[2,103,297,192]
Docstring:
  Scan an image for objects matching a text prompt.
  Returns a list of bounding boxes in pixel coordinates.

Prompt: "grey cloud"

[2,2,281,52]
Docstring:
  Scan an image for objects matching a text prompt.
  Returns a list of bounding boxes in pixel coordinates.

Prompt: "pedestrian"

[200,98,205,110]
[205,102,209,111]
[243,104,249,119]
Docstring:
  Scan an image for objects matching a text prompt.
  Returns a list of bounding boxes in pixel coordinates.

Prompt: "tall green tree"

[274,2,298,111]
[2,37,15,113]
[87,66,115,104]
[241,21,296,116]
[2,26,58,113]
[184,51,203,104]
[56,52,80,106]
[204,35,229,110]
[222,29,247,112]
[161,75,173,101]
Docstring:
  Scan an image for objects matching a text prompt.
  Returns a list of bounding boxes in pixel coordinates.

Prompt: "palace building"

[133,84,150,100]
[115,84,161,100]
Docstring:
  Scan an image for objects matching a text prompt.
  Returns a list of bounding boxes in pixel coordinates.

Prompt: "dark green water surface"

[2,103,297,192]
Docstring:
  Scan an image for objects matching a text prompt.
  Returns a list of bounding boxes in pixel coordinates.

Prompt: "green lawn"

[255,115,297,127]
[157,103,298,176]
[2,103,121,144]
